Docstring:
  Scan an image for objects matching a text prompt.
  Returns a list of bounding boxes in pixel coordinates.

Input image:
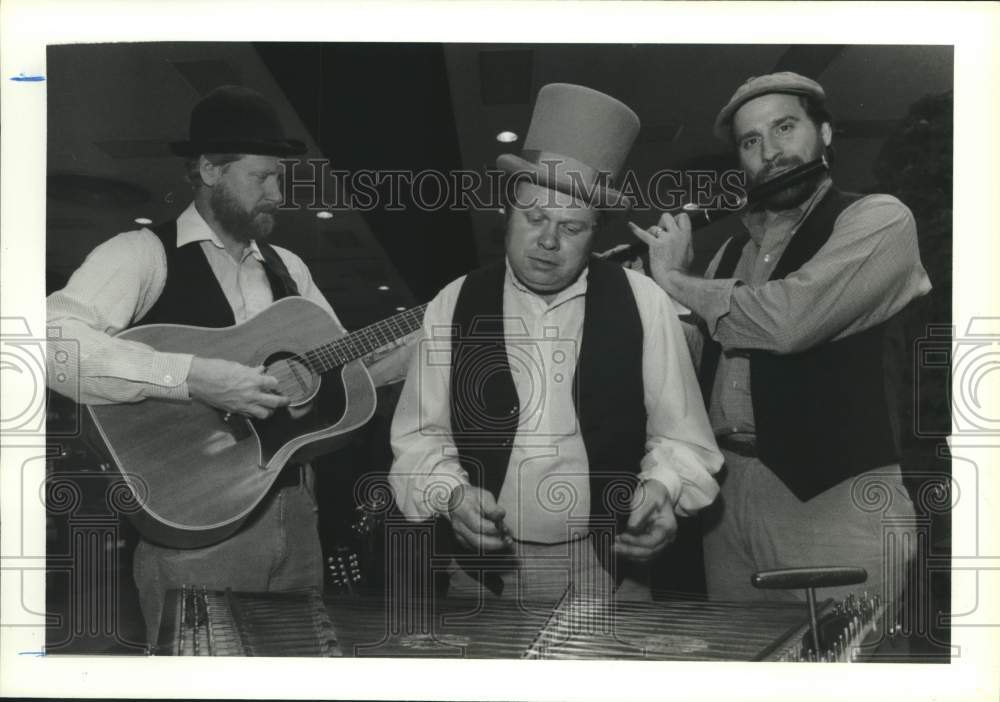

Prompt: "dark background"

[44,42,953,656]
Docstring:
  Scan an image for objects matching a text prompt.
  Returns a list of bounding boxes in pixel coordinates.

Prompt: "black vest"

[443,259,647,593]
[136,220,298,327]
[700,188,904,501]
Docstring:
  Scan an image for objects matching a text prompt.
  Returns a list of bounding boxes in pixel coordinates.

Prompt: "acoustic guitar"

[88,297,426,549]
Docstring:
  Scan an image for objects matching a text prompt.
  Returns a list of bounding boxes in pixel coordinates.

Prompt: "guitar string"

[251,304,429,386]
[313,306,424,364]
[296,304,429,374]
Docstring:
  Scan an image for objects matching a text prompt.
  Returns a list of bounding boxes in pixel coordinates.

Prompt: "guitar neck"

[305,303,427,372]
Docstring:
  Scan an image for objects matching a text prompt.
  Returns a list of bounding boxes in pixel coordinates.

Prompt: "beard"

[209,183,277,242]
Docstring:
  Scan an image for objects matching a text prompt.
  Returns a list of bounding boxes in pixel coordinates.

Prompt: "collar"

[175,202,265,262]
[741,176,833,246]
[504,258,590,307]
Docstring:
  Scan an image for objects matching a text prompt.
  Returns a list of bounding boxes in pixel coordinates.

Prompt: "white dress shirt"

[47,202,343,404]
[389,261,723,544]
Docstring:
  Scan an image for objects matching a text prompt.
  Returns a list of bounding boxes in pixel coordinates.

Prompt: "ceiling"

[46,42,953,328]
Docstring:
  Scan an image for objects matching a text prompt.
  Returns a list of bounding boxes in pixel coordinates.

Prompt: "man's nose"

[263,176,282,202]
[537,223,559,250]
[761,134,782,164]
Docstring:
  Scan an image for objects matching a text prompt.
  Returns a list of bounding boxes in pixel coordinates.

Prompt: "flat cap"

[713,71,826,143]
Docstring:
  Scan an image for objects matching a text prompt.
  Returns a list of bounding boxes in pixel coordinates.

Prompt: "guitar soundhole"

[265,352,320,406]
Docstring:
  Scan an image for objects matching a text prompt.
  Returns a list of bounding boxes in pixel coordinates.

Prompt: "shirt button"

[732,381,739,389]
[163,374,174,384]
[55,351,68,363]
[763,254,773,263]
[56,373,66,382]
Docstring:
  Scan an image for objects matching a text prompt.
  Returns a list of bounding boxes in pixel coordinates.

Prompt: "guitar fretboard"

[302,303,427,372]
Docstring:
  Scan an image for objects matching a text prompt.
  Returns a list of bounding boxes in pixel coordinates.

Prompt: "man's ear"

[820,122,833,147]
[199,157,222,187]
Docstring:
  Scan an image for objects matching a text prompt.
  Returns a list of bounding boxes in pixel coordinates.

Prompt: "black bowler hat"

[169,85,306,157]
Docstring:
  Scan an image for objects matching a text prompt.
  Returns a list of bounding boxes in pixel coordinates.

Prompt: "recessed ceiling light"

[496,131,518,143]
[377,285,391,292]
[316,211,334,220]
[395,306,406,312]
[134,217,153,225]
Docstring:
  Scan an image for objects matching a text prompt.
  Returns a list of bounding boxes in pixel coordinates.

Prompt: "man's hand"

[613,479,677,561]
[628,212,694,287]
[447,484,512,552]
[187,357,289,419]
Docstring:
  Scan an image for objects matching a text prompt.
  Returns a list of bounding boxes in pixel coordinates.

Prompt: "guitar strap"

[256,240,300,298]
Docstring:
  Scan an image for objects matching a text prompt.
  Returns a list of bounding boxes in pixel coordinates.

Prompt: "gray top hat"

[497,83,640,209]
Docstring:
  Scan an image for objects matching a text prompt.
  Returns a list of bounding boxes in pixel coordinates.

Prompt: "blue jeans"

[133,480,324,645]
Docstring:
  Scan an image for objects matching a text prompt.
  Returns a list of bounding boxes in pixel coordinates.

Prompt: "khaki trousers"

[703,450,917,604]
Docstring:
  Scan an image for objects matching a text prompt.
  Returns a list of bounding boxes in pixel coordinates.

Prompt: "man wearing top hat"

[631,72,931,602]
[46,85,406,642]
[389,84,723,599]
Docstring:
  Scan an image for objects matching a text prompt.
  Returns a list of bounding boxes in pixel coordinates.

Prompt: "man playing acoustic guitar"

[46,85,409,644]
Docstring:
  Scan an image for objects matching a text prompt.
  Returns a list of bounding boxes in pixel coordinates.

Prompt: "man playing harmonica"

[632,72,932,603]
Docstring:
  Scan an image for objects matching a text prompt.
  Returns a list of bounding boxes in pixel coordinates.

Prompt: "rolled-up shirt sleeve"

[628,271,723,516]
[389,279,470,521]
[47,230,194,404]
